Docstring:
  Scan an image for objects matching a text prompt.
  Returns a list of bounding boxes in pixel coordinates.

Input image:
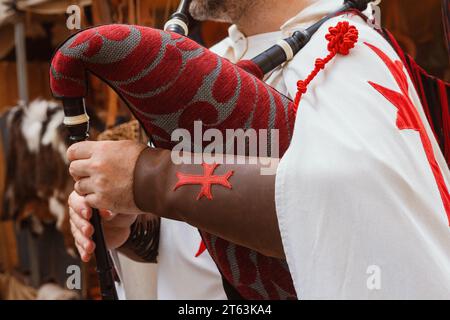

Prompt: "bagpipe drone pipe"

[49,0,375,300]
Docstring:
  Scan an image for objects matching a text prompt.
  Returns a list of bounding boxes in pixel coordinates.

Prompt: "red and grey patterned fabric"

[50,24,297,299]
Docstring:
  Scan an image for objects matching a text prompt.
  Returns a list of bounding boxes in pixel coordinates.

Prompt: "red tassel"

[294,21,359,113]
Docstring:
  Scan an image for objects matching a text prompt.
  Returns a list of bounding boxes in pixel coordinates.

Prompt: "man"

[68,0,450,299]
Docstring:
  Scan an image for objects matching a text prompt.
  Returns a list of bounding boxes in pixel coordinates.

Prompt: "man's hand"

[67,140,147,214]
[68,191,137,262]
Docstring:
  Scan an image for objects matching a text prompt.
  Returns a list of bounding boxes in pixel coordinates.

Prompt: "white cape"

[275,14,450,299]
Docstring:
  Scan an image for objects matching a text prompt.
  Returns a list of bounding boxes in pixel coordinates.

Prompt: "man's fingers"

[78,244,92,263]
[99,210,116,221]
[67,141,96,162]
[74,178,94,196]
[69,208,94,238]
[71,222,91,262]
[69,159,92,180]
[74,239,92,263]
[67,190,97,263]
[68,191,92,220]
[70,219,96,262]
[85,193,104,211]
[70,221,95,252]
[74,241,86,260]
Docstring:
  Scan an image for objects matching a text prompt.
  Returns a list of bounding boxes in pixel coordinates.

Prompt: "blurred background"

[0,0,448,300]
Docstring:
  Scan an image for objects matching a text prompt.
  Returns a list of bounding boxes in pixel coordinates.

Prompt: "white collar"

[226,25,282,61]
[223,0,347,61]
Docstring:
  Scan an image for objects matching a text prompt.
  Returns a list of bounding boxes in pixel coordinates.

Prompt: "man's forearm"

[133,148,285,259]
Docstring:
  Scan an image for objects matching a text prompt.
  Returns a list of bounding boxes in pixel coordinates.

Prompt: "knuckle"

[81,221,90,232]
[66,148,74,160]
[71,213,81,227]
[76,242,84,255]
[90,160,103,171]
[72,228,80,240]
[67,145,78,160]
[96,194,106,207]
[71,223,79,235]
[95,176,107,190]
[74,181,81,193]
[86,194,99,208]
[76,181,85,194]
[69,190,78,201]
[69,210,76,223]
[81,209,90,220]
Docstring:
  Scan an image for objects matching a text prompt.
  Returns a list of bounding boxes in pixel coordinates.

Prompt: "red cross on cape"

[366,42,450,225]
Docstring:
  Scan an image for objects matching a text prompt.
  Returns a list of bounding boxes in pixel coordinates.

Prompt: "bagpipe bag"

[50,24,297,299]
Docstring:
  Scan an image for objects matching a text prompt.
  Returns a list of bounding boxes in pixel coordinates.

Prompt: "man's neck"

[235,0,311,36]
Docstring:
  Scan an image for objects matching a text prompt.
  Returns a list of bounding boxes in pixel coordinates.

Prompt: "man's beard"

[189,0,254,23]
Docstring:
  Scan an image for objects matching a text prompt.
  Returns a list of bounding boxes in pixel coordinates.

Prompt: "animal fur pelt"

[36,282,79,300]
[1,99,74,254]
[0,272,36,300]
[0,273,80,300]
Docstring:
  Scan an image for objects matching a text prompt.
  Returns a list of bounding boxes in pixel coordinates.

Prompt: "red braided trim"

[294,21,359,112]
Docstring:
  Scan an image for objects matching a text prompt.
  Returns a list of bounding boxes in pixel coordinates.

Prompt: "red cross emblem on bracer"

[174,163,234,200]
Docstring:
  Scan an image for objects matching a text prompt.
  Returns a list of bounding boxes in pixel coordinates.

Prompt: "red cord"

[294,21,359,112]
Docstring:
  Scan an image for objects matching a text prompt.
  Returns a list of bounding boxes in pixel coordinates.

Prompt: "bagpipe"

[50,0,449,300]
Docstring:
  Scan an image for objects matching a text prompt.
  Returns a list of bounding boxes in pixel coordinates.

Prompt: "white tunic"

[155,219,226,299]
